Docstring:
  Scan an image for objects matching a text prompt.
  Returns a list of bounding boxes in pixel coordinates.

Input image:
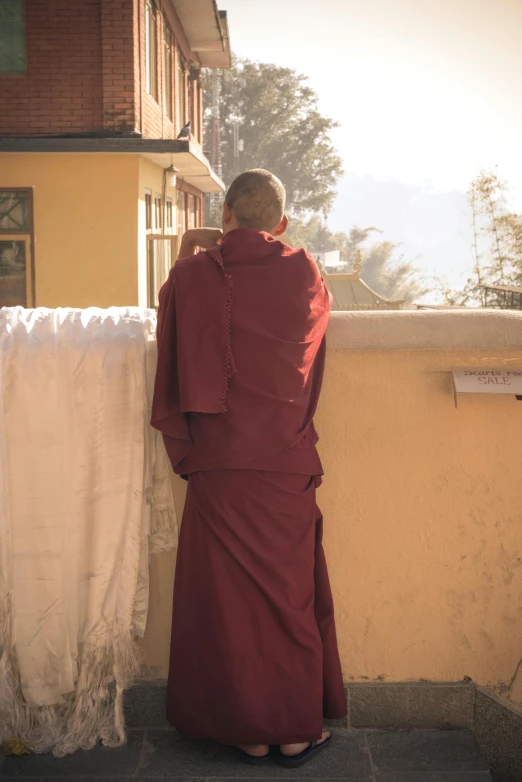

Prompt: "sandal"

[230,746,272,765]
[276,734,332,768]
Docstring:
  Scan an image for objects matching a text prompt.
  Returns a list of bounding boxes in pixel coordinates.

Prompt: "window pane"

[176,58,186,131]
[163,28,172,119]
[0,239,27,306]
[155,196,161,231]
[145,192,152,230]
[148,238,172,308]
[187,195,195,230]
[176,191,185,237]
[0,190,29,231]
[145,3,157,98]
[0,0,26,73]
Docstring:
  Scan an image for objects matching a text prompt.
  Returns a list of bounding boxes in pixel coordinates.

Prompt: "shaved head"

[224,169,286,233]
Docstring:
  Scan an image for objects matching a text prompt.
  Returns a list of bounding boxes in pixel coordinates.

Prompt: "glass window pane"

[177,58,186,130]
[0,239,27,306]
[0,0,26,73]
[145,3,157,98]
[187,195,195,230]
[163,28,172,119]
[0,190,29,231]
[148,238,172,308]
[176,191,185,237]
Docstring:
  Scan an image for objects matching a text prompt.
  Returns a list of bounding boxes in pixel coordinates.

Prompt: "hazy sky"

[219,0,522,290]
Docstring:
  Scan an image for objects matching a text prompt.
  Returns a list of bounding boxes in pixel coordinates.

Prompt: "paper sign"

[452,369,522,395]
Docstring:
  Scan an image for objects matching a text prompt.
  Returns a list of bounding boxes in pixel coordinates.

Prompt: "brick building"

[0,0,230,308]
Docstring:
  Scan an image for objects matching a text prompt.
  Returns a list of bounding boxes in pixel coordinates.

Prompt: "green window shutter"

[0,0,26,73]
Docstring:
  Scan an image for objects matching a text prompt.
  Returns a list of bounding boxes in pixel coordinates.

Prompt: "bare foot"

[237,743,270,757]
[281,729,330,757]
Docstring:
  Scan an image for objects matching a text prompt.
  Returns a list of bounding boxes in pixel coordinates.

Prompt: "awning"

[170,0,231,68]
[0,137,225,193]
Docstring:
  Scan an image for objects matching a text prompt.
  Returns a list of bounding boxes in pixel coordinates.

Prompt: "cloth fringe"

[0,591,141,757]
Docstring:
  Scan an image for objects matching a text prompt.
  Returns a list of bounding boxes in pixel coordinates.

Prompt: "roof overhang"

[170,1,231,68]
[0,137,225,193]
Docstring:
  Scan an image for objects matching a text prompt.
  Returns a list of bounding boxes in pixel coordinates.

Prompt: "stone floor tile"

[126,683,171,729]
[138,731,219,777]
[137,730,370,779]
[207,779,371,782]
[0,731,144,778]
[376,773,493,781]
[367,729,490,775]
[137,779,206,782]
[210,732,371,778]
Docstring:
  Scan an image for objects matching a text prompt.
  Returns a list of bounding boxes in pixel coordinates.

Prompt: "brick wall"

[101,0,138,133]
[138,0,175,141]
[0,0,202,140]
[0,0,104,135]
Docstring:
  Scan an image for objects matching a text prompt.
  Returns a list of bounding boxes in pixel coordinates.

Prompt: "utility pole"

[209,71,222,216]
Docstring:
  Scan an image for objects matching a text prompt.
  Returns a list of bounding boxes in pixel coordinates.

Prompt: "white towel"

[0,307,177,755]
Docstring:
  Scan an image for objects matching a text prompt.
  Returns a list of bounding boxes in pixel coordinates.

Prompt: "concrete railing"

[139,310,522,707]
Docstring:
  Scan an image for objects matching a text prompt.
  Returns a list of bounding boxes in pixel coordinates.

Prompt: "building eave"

[169,0,231,68]
[0,137,225,193]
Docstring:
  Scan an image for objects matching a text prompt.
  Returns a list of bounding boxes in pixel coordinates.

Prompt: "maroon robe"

[151,228,346,744]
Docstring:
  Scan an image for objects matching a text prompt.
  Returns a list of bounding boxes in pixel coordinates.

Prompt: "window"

[189,76,197,137]
[154,194,162,232]
[187,195,195,230]
[163,26,173,120]
[176,190,186,238]
[0,0,26,73]
[176,54,186,132]
[148,238,172,309]
[166,198,173,232]
[145,190,152,231]
[0,189,34,307]
[145,2,157,99]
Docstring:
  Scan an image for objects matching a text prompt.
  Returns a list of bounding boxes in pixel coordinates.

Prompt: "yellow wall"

[139,344,522,705]
[0,153,143,308]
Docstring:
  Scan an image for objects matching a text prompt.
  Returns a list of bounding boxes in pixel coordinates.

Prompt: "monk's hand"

[178,228,223,258]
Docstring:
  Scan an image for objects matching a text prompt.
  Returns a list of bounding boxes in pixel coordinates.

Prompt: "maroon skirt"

[166,470,346,745]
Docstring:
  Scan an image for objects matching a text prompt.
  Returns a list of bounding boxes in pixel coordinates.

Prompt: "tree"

[204,60,343,215]
[443,169,522,306]
[284,218,427,304]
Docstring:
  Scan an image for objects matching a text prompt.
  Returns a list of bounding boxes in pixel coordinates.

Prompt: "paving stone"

[211,732,371,778]
[138,731,219,777]
[376,773,493,781]
[474,687,522,782]
[349,682,475,729]
[138,730,370,779]
[126,682,171,729]
[0,731,144,778]
[367,729,490,776]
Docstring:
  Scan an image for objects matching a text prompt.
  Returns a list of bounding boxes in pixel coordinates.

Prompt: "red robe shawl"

[151,229,331,474]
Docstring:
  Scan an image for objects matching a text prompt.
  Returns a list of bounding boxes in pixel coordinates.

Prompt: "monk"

[151,169,346,768]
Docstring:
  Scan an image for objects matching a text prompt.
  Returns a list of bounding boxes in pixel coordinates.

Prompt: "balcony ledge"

[327,308,522,352]
[0,137,225,193]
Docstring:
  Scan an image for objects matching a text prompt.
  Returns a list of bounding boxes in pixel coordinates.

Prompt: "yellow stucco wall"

[0,153,142,308]
[139,344,522,705]
[0,153,178,309]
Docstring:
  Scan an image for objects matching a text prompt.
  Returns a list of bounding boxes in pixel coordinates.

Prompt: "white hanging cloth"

[0,307,177,756]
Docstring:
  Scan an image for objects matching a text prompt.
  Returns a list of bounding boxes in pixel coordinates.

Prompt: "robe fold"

[152,228,346,743]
